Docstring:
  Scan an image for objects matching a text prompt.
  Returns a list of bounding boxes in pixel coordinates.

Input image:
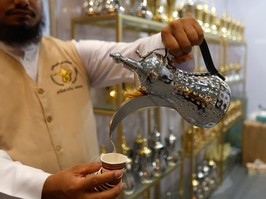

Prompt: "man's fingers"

[184,23,201,46]
[161,17,204,57]
[162,34,182,56]
[192,20,204,44]
[173,28,193,54]
[84,170,123,189]
[71,162,102,176]
[181,17,204,45]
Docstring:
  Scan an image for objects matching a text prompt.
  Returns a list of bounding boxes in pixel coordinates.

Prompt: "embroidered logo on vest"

[51,61,78,86]
[50,61,83,95]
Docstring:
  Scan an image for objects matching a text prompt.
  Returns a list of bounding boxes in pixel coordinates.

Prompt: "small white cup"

[94,153,127,192]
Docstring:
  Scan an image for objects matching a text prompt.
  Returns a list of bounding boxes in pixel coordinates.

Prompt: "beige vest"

[0,36,99,173]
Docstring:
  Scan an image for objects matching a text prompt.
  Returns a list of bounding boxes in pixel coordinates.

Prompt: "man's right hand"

[41,162,124,199]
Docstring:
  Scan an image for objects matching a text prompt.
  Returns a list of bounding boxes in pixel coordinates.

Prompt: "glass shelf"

[124,162,182,199]
[223,114,244,133]
[71,13,166,40]
[222,147,241,176]
[184,134,218,157]
[93,104,116,115]
[71,13,240,43]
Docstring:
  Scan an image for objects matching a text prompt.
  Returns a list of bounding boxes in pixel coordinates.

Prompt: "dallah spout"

[110,52,141,72]
[109,95,175,138]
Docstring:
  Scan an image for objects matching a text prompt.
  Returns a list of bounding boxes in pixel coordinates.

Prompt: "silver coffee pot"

[109,39,231,137]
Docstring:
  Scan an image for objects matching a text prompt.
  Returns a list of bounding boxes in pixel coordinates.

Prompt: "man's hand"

[161,17,204,57]
[42,162,124,199]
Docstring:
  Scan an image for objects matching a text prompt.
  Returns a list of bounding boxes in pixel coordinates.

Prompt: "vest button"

[55,145,63,152]
[37,88,44,94]
[47,116,53,123]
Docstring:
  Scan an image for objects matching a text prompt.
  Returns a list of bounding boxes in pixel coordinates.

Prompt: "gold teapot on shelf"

[109,39,231,137]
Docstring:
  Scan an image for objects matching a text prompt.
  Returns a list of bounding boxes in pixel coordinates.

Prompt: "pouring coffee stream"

[108,39,231,147]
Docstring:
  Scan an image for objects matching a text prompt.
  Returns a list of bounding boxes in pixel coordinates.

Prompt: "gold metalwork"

[121,135,131,156]
[166,0,178,22]
[195,2,204,26]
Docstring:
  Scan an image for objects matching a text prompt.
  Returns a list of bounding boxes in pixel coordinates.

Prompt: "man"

[0,0,203,198]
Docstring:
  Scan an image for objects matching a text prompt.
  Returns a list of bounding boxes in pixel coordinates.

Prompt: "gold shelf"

[225,78,245,86]
[124,162,182,199]
[72,13,166,30]
[222,148,241,175]
[225,38,246,46]
[184,134,218,157]
[93,107,116,116]
[71,13,166,40]
[204,32,222,44]
[71,13,242,43]
[223,114,244,133]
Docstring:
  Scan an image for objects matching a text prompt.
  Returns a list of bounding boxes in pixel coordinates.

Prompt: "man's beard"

[0,16,45,47]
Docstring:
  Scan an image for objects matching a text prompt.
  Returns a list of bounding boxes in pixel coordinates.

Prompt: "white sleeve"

[0,150,51,199]
[72,33,195,88]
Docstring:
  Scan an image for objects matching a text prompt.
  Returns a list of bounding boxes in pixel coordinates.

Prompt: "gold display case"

[70,11,247,199]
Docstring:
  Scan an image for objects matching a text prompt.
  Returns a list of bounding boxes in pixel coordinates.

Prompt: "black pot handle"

[199,39,225,81]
